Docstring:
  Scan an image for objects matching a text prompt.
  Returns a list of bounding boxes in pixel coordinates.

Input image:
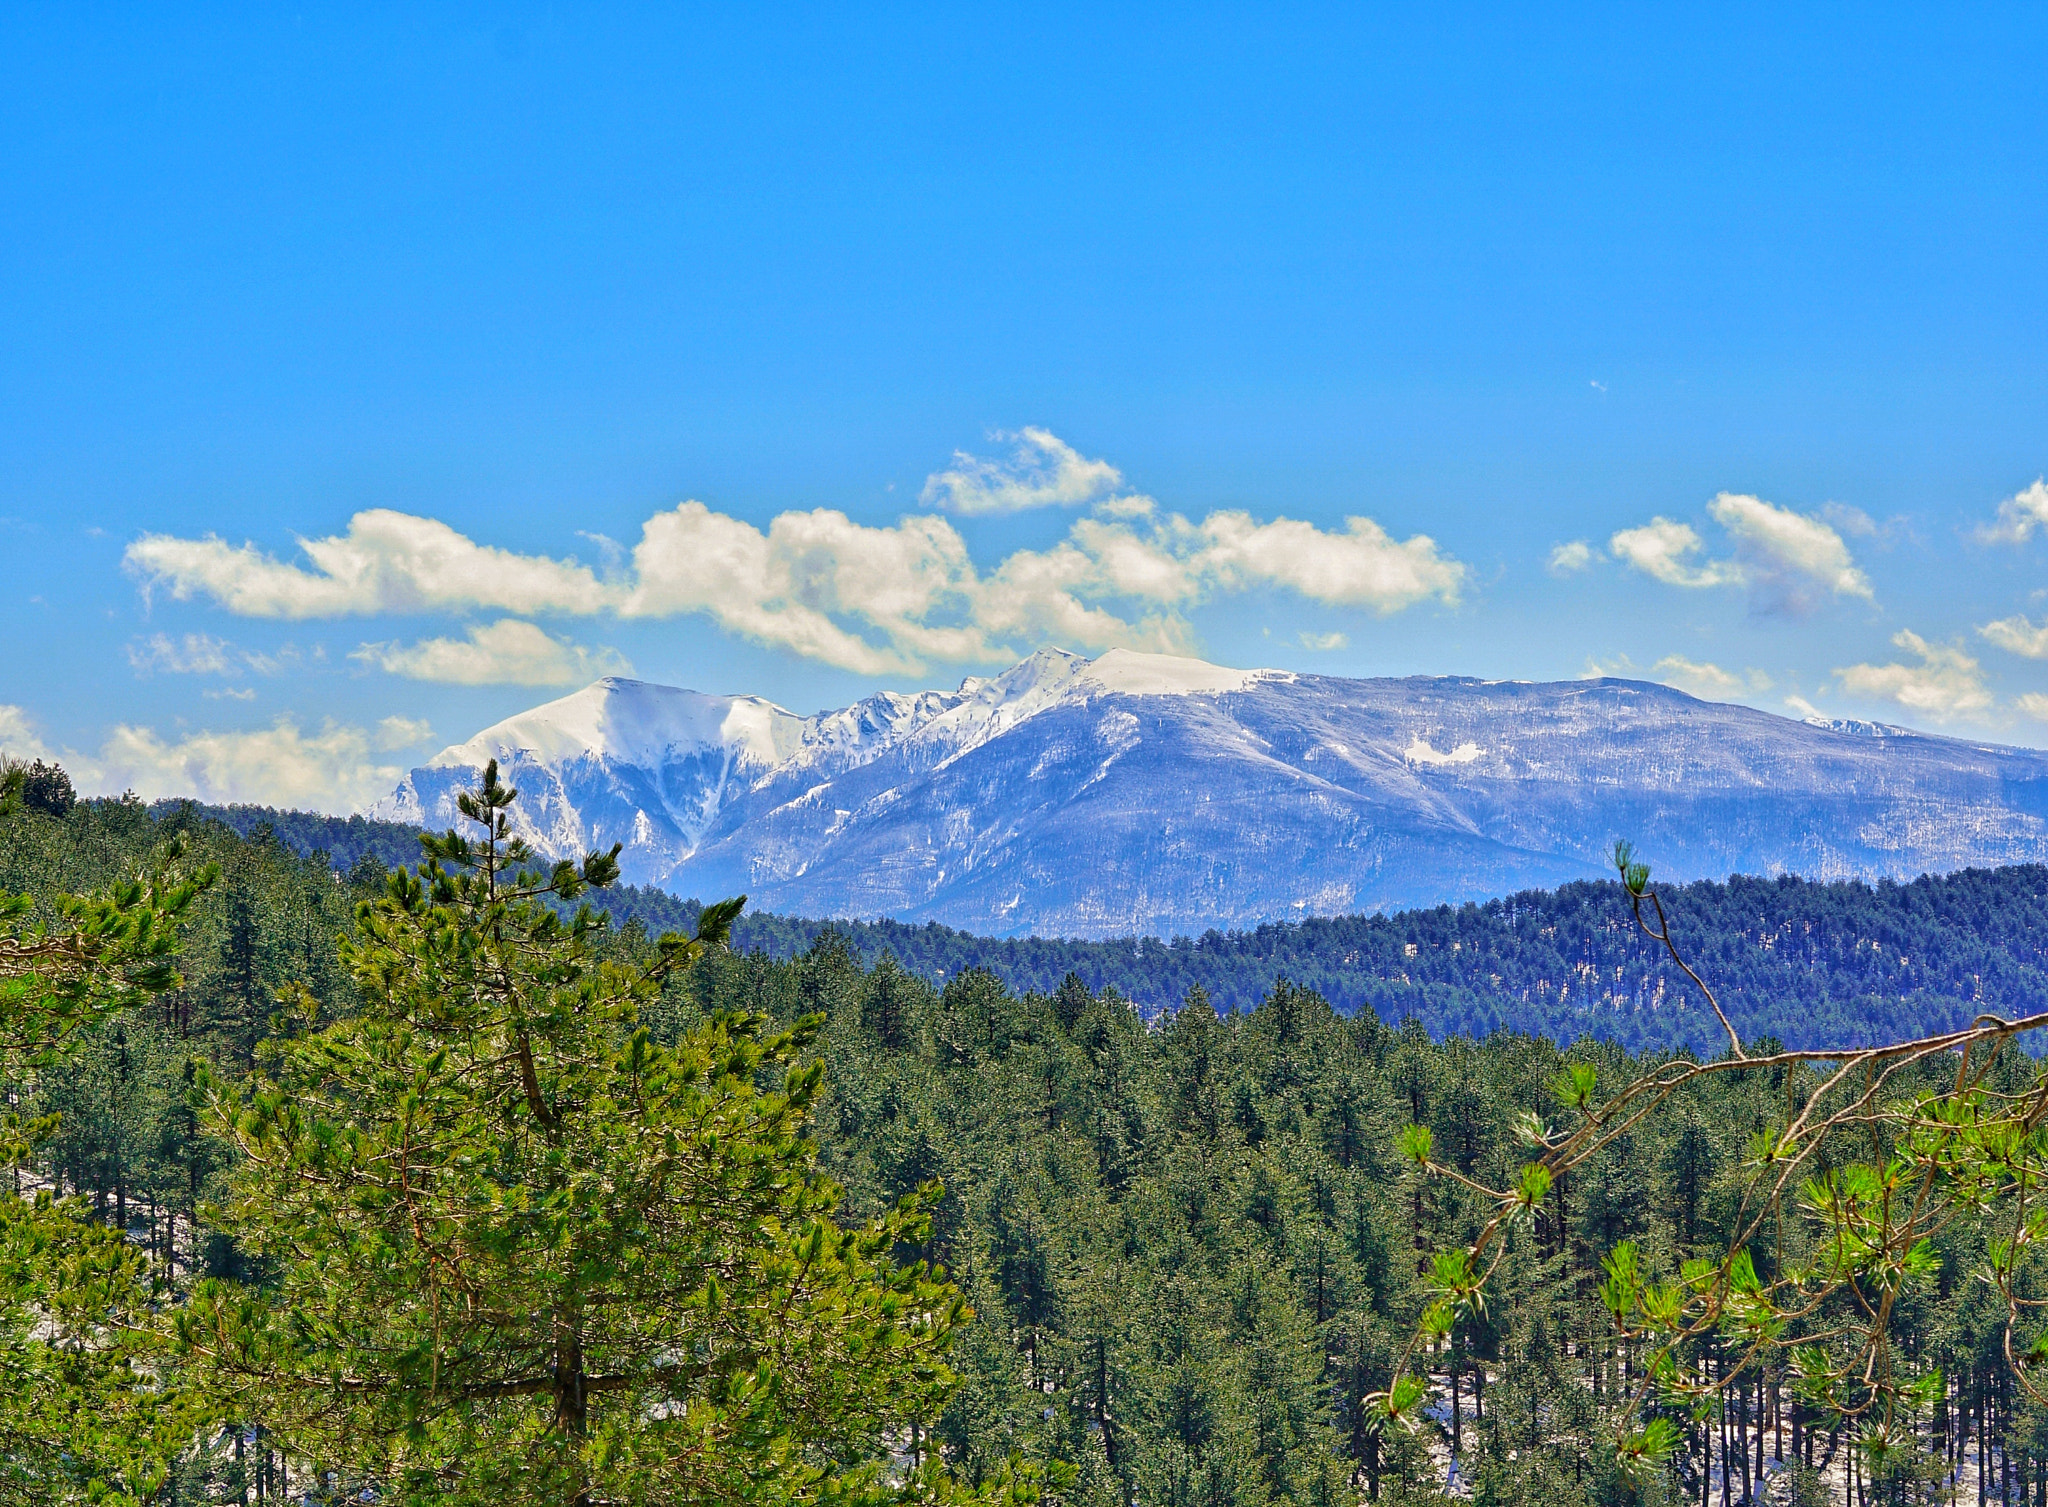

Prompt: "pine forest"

[10,766,2048,1506]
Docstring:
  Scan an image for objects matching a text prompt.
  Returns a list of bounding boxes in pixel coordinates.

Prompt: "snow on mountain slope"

[428,679,809,771]
[1076,647,1270,696]
[375,651,2048,937]
[377,679,814,874]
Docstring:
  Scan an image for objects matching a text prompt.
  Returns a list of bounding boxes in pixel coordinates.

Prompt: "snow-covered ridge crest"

[377,649,1282,867]
[1077,648,1268,697]
[417,650,1272,780]
[377,649,2048,938]
[429,677,807,771]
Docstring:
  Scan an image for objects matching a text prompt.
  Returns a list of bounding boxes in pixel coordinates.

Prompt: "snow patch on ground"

[1405,736,1484,766]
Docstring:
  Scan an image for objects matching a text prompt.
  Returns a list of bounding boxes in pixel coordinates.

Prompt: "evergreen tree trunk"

[554,1306,590,1507]
[1719,1351,1732,1507]
[1449,1345,1461,1458]
[1941,1375,1951,1481]
[1753,1369,1763,1487]
[554,1314,588,1427]
[1096,1335,1119,1470]
[1736,1370,1750,1505]
[1365,1427,1380,1502]
[2004,1378,2014,1507]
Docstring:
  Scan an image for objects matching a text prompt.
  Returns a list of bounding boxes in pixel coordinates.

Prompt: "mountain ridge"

[373,648,2048,938]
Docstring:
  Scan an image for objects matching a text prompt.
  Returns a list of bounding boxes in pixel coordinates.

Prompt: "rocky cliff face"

[374,648,2048,937]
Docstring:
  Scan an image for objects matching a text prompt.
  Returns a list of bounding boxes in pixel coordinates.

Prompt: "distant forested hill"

[594,869,2048,1055]
[157,797,2048,1055]
[149,798,426,874]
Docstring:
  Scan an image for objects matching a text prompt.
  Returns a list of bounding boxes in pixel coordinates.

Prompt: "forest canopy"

[166,797,2048,1055]
[11,781,2048,1503]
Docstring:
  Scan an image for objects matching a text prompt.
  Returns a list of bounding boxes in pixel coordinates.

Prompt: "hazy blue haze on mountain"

[93,793,2048,1056]
[375,649,2048,938]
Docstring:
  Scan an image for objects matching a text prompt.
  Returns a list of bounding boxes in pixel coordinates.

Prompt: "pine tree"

[17,761,75,819]
[1051,973,1093,1036]
[199,878,268,1062]
[0,764,219,1500]
[181,762,999,1505]
[864,955,919,1050]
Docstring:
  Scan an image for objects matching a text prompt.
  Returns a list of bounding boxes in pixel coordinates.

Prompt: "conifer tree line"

[163,797,2048,1056]
[14,770,2048,1502]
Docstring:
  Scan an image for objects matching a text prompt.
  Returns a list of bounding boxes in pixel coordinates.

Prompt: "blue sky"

[4,4,2048,810]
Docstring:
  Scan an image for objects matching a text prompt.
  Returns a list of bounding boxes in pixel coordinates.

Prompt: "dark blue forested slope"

[161,795,2048,1056]
[148,798,425,874]
[588,867,2048,1055]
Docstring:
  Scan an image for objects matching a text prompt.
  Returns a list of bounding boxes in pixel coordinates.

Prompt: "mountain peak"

[966,645,1086,696]
[381,651,2048,937]
[1078,647,1269,697]
[427,676,804,771]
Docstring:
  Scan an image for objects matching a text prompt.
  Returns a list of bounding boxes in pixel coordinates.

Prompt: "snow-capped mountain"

[374,648,2048,938]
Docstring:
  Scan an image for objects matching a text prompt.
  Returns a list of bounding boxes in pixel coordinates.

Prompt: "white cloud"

[632,499,1458,672]
[126,508,616,619]
[623,503,990,672]
[1548,540,1593,575]
[1709,492,1873,611]
[1299,630,1348,651]
[126,631,304,679]
[128,632,236,675]
[1979,615,2048,660]
[352,619,633,687]
[1182,511,1465,611]
[934,508,1464,666]
[1651,656,1772,700]
[1834,631,1993,723]
[0,706,53,763]
[2017,693,2048,723]
[91,720,402,811]
[4,702,418,813]
[574,529,625,573]
[919,427,1123,515]
[1820,502,1878,538]
[123,433,1468,674]
[374,716,434,751]
[1976,479,2048,545]
[1608,494,1871,613]
[1608,518,1736,589]
[1,712,402,812]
